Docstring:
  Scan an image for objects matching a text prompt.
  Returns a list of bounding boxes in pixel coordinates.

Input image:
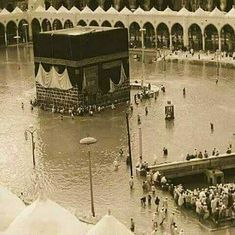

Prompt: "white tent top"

[226,6,235,17]
[34,5,45,12]
[94,6,105,14]
[133,6,146,15]
[162,7,175,15]
[120,6,132,15]
[149,7,161,15]
[70,6,80,13]
[194,7,207,16]
[81,5,93,14]
[47,6,57,13]
[12,7,23,14]
[57,5,69,13]
[0,186,25,232]
[210,7,224,17]
[5,198,90,235]
[87,214,133,235]
[106,6,118,14]
[178,7,191,16]
[0,8,10,15]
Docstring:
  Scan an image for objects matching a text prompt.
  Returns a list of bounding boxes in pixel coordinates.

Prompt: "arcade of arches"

[1,17,235,52]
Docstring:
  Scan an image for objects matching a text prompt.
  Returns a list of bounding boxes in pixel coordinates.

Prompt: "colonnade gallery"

[1,4,235,51]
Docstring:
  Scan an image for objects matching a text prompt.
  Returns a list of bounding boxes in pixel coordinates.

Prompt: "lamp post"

[25,124,37,167]
[80,136,97,218]
[126,112,133,177]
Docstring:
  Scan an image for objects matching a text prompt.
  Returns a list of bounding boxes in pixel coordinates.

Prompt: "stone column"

[218,32,221,51]
[4,31,7,46]
[155,28,158,48]
[183,27,189,48]
[202,31,205,51]
[169,33,173,50]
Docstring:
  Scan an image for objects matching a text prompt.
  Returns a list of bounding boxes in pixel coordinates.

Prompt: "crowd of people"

[173,183,235,225]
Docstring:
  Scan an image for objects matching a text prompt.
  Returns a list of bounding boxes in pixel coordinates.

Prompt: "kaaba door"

[84,65,98,105]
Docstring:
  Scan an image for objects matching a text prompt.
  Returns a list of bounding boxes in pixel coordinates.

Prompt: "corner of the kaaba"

[33,26,130,110]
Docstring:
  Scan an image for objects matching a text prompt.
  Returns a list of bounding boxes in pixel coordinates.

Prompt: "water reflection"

[0,46,234,234]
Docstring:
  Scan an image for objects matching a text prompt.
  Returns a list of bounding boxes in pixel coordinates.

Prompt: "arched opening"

[101,21,112,27]
[156,23,170,48]
[188,24,202,51]
[42,19,51,32]
[114,21,125,28]
[18,19,29,43]
[171,23,184,50]
[205,24,219,51]
[31,18,41,40]
[6,3,14,12]
[52,19,63,30]
[221,24,235,52]
[0,23,5,46]
[77,20,87,26]
[143,22,155,48]
[129,22,141,48]
[64,20,73,29]
[6,21,17,45]
[89,20,99,26]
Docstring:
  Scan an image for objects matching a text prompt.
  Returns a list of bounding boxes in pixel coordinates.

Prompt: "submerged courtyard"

[0,45,235,234]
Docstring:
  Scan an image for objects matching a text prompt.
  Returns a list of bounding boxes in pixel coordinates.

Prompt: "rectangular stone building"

[33,26,130,109]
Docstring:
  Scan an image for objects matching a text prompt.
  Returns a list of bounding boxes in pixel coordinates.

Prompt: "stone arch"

[143,22,155,48]
[42,19,52,32]
[64,19,73,29]
[188,23,202,51]
[31,18,41,39]
[52,19,63,30]
[114,21,125,28]
[6,21,17,45]
[171,23,184,50]
[101,21,112,27]
[129,22,141,48]
[18,19,29,43]
[156,23,170,48]
[204,24,219,51]
[89,20,99,26]
[0,23,5,46]
[220,24,235,52]
[77,20,87,26]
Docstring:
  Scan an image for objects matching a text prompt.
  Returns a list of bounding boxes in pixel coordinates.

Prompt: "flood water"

[0,46,235,235]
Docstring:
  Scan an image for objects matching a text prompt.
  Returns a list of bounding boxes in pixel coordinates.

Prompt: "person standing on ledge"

[130,218,135,232]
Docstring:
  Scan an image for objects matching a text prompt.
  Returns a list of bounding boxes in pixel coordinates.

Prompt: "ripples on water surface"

[0,46,235,234]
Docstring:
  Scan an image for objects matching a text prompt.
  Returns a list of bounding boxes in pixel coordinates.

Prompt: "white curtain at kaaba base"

[36,64,73,90]
[109,63,127,93]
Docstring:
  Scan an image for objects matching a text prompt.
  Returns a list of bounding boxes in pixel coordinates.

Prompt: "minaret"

[28,0,45,11]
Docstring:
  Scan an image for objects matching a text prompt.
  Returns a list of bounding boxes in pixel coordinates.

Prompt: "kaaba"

[33,26,130,109]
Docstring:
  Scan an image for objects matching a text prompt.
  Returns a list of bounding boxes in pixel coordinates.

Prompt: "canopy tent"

[81,6,93,14]
[86,214,133,235]
[5,198,90,235]
[34,5,45,12]
[57,6,70,13]
[162,7,175,15]
[106,6,119,14]
[36,64,73,90]
[12,7,23,14]
[149,7,161,15]
[46,6,57,13]
[226,7,235,17]
[70,6,80,13]
[0,186,25,231]
[194,7,208,16]
[94,6,105,14]
[177,7,191,16]
[210,7,225,17]
[0,8,10,15]
[120,7,132,15]
[133,7,146,15]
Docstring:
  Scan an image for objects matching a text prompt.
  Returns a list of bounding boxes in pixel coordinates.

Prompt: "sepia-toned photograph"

[0,0,235,234]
